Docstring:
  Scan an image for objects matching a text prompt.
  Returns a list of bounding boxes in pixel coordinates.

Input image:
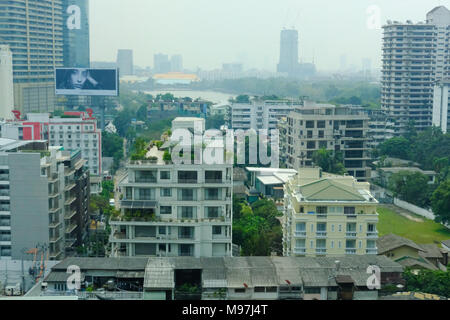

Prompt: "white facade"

[231,100,299,131]
[432,83,449,133]
[23,114,103,176]
[0,45,14,120]
[381,6,450,133]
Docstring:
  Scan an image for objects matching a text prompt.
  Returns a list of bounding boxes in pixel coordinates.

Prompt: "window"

[316,206,327,214]
[160,206,172,214]
[160,171,170,180]
[304,287,321,294]
[235,288,245,293]
[344,207,355,215]
[158,226,166,235]
[206,207,220,218]
[212,226,222,235]
[160,188,172,197]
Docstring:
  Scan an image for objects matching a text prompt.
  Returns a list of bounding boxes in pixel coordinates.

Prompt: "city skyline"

[89,0,447,71]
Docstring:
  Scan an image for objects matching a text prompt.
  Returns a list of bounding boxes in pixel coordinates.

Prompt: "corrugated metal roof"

[144,259,175,289]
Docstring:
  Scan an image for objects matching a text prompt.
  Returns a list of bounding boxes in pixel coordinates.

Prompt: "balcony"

[0,174,9,181]
[65,224,77,234]
[65,210,77,220]
[316,214,327,219]
[315,248,327,255]
[366,248,378,255]
[0,205,10,212]
[346,232,357,238]
[345,214,357,219]
[0,190,10,197]
[204,179,223,184]
[346,249,357,255]
[49,234,63,243]
[367,232,378,239]
[316,232,327,238]
[178,179,198,184]
[65,197,76,206]
[294,247,306,255]
[294,231,306,238]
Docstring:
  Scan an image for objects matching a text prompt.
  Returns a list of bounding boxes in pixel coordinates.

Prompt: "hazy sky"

[89,0,448,71]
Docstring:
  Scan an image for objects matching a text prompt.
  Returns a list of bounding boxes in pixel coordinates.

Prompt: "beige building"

[283,168,379,257]
[283,101,371,181]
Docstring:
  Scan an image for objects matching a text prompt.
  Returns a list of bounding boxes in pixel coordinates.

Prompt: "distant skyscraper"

[340,54,348,71]
[117,49,134,76]
[170,55,183,72]
[0,0,64,113]
[154,53,171,74]
[0,45,14,120]
[382,6,450,134]
[277,29,299,76]
[62,0,90,68]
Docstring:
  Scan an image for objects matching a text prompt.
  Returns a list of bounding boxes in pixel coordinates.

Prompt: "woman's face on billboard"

[70,69,88,89]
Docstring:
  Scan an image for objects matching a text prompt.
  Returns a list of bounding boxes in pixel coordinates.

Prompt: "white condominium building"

[231,100,301,131]
[381,6,450,134]
[109,118,233,258]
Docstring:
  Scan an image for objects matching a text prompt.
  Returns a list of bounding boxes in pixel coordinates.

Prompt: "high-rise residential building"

[433,82,450,133]
[231,100,299,131]
[0,0,64,113]
[117,49,134,76]
[0,45,14,120]
[381,6,450,134]
[282,101,371,181]
[62,0,90,68]
[170,54,183,72]
[283,167,379,257]
[277,29,299,76]
[153,53,171,74]
[109,118,233,258]
[0,141,89,260]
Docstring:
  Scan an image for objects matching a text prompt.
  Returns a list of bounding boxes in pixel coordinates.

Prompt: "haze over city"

[90,0,447,71]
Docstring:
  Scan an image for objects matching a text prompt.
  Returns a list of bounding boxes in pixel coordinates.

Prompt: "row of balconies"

[293,231,378,239]
[292,247,378,255]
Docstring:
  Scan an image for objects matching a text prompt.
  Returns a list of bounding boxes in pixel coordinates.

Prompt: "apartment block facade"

[0,141,89,260]
[283,168,379,257]
[231,100,299,131]
[0,112,102,177]
[110,118,233,258]
[381,6,450,134]
[283,102,371,181]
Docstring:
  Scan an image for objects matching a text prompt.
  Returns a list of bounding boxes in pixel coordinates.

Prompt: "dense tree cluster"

[403,268,450,298]
[378,126,450,223]
[232,197,283,256]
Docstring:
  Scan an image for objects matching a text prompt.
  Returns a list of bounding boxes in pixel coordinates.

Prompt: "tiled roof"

[377,234,424,254]
[299,179,366,201]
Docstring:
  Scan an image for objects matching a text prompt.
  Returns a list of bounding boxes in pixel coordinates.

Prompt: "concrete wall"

[393,198,435,220]
[9,153,49,259]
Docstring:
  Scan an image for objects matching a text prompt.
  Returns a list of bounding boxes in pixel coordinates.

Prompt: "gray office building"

[277,29,300,77]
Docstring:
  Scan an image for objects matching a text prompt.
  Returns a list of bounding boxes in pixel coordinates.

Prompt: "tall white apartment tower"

[381,6,450,134]
[0,45,14,120]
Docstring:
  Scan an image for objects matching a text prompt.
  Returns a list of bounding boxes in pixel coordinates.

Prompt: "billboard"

[55,68,118,96]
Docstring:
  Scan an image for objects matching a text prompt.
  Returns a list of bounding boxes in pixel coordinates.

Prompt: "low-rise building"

[40,255,404,300]
[283,167,379,257]
[377,234,448,271]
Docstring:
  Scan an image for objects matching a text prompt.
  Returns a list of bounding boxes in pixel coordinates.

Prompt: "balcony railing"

[316,248,327,255]
[0,174,9,181]
[294,247,306,254]
[178,179,198,184]
[367,232,378,238]
[0,190,10,197]
[0,206,10,212]
[346,232,357,238]
[179,234,195,240]
[346,249,357,255]
[316,232,327,238]
[205,179,223,184]
[366,248,378,255]
[294,231,306,238]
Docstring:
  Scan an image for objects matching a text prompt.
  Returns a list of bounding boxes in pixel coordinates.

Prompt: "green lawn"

[377,207,450,244]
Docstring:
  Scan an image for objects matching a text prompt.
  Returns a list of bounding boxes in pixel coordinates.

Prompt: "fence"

[393,198,435,220]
